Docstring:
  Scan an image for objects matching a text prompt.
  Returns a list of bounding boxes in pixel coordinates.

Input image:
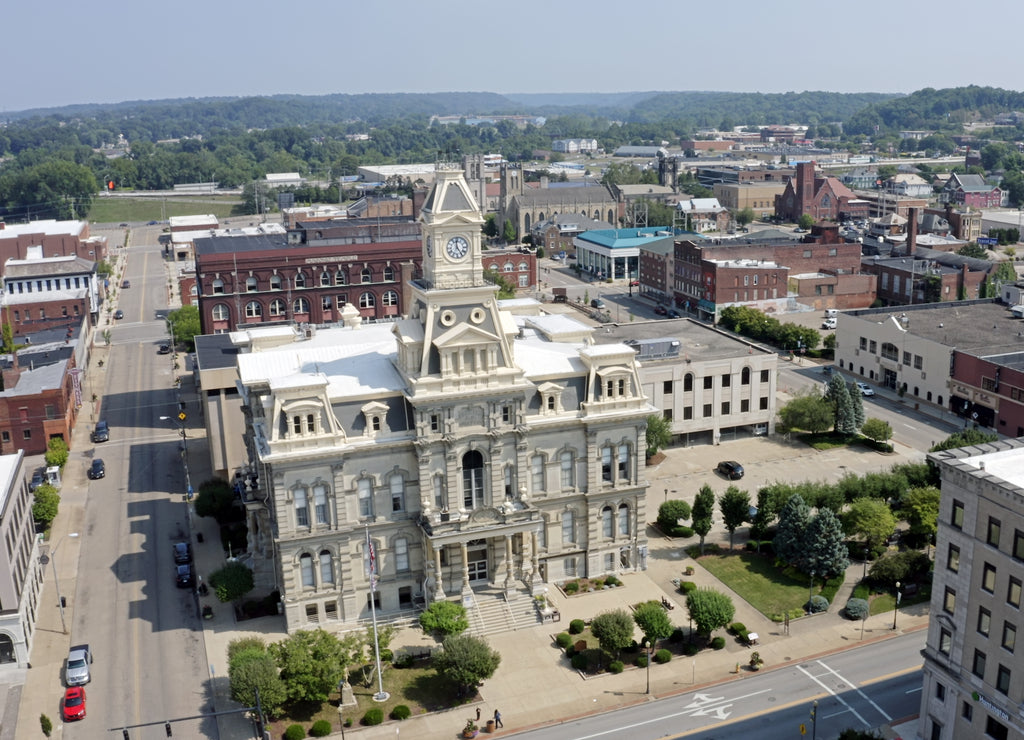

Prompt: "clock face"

[425,236,432,257]
[445,236,469,260]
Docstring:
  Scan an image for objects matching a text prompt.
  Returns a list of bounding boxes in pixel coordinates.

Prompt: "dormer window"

[537,382,564,415]
[282,403,322,439]
[361,401,390,437]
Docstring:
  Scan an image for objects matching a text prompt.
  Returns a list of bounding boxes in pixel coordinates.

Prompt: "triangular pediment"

[433,323,500,348]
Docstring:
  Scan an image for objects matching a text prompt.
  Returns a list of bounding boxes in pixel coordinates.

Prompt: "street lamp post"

[42,532,79,634]
[892,581,902,630]
[160,415,192,497]
[811,699,818,740]
[644,640,651,695]
[808,569,816,613]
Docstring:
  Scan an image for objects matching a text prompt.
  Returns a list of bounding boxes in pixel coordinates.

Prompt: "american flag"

[366,530,377,591]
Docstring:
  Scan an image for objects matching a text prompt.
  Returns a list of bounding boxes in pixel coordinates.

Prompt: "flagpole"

[366,524,390,702]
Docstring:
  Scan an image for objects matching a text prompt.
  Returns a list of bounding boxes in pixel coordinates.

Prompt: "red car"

[629,280,640,287]
[654,305,668,315]
[63,686,86,721]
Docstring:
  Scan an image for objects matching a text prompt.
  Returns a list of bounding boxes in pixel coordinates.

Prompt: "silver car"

[66,644,92,686]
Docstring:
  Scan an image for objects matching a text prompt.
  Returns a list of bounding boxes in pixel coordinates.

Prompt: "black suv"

[88,459,105,479]
[91,421,109,443]
[172,542,193,565]
[175,563,195,589]
[716,460,745,480]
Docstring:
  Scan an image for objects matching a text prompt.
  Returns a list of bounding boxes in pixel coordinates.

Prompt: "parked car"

[667,309,681,318]
[654,305,668,316]
[629,280,640,287]
[88,459,105,480]
[91,421,109,443]
[821,365,835,376]
[176,563,195,589]
[821,318,837,330]
[65,645,92,686]
[62,686,86,721]
[158,343,171,354]
[716,460,745,480]
[113,309,124,320]
[172,542,193,565]
[29,469,44,492]
[147,220,159,226]
[121,280,130,289]
[590,298,606,309]
[855,382,875,397]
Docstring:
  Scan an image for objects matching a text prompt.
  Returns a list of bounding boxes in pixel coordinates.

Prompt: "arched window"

[0,634,14,664]
[881,342,899,361]
[300,553,314,587]
[245,301,262,319]
[319,550,334,584]
[320,271,331,286]
[503,262,514,273]
[270,274,282,290]
[361,268,373,284]
[359,292,375,309]
[293,297,310,314]
[519,262,528,272]
[489,264,500,271]
[294,487,309,527]
[313,484,329,525]
[335,270,347,286]
[212,304,229,321]
[741,367,751,385]
[269,298,286,316]
[246,276,258,292]
[382,290,399,306]
[618,504,629,535]
[684,373,694,392]
[211,278,224,294]
[602,506,613,538]
[383,265,395,281]
[294,271,306,288]
[462,450,485,509]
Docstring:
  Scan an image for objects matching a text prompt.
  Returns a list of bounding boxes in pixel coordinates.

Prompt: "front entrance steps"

[465,584,542,636]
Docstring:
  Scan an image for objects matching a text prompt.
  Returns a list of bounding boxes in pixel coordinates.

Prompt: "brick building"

[713,182,788,220]
[479,249,538,290]
[0,220,107,274]
[942,173,1003,209]
[775,162,871,223]
[861,247,991,306]
[194,218,422,334]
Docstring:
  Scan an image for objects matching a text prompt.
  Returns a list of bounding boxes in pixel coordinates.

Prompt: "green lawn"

[87,195,242,223]
[697,552,829,621]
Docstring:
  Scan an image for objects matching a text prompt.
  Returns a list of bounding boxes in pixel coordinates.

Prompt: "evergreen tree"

[773,494,810,568]
[691,484,716,556]
[804,509,850,579]
[825,373,857,434]
[848,383,865,430]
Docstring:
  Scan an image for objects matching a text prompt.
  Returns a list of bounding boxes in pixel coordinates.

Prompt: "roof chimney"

[907,207,919,253]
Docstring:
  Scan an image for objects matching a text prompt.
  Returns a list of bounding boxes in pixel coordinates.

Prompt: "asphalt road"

[509,632,924,740]
[64,240,213,739]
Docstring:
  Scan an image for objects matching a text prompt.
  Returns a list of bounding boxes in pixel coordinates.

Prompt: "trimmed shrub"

[362,708,384,726]
[669,627,685,643]
[564,645,575,658]
[672,526,695,538]
[284,725,305,740]
[654,648,672,664]
[678,581,698,594]
[609,660,624,674]
[605,574,621,586]
[571,653,588,671]
[710,636,726,650]
[636,654,649,668]
[569,619,586,635]
[394,653,415,669]
[683,643,699,656]
[40,714,52,738]
[808,595,829,613]
[390,705,411,721]
[310,720,333,737]
[844,598,870,621]
[729,622,747,637]
[564,581,579,595]
[555,632,573,649]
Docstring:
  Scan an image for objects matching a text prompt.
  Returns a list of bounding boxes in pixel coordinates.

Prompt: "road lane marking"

[796,663,872,728]
[814,659,892,723]
[906,687,923,694]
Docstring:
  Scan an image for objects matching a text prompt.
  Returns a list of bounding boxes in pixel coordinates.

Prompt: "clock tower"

[420,163,486,290]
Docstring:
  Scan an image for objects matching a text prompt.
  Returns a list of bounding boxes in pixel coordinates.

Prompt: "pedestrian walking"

[494,709,503,728]
[476,707,481,721]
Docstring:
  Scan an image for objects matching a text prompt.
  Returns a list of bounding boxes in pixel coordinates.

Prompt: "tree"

[958,243,988,259]
[194,478,236,523]
[734,207,755,226]
[773,494,811,568]
[860,418,892,444]
[229,646,287,718]
[32,485,60,530]
[270,629,361,703]
[209,560,255,603]
[842,498,896,558]
[44,437,69,469]
[433,634,501,697]
[929,429,998,452]
[804,509,849,579]
[645,414,672,457]
[589,609,635,657]
[718,486,751,549]
[482,214,497,238]
[167,305,201,352]
[777,393,832,434]
[656,500,691,532]
[685,588,735,636]
[825,373,857,434]
[502,218,516,244]
[798,213,815,230]
[900,486,940,547]
[848,382,865,430]
[691,484,716,555]
[418,600,469,639]
[633,601,675,644]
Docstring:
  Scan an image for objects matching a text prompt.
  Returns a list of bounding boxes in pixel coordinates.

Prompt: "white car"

[855,382,875,397]
[821,318,837,330]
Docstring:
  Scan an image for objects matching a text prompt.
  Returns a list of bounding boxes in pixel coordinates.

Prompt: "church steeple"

[420,163,486,290]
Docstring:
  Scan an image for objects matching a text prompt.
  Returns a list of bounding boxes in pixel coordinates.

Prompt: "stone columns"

[432,546,445,601]
[529,530,542,593]
[460,541,472,596]
[503,535,514,591]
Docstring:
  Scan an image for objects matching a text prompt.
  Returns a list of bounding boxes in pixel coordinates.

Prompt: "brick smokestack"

[796,162,815,219]
[906,207,919,255]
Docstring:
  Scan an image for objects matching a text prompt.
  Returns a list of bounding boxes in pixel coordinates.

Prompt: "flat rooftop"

[597,317,767,362]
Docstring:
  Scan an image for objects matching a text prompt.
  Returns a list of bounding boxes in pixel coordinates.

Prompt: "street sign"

[978,237,998,245]
[178,412,187,421]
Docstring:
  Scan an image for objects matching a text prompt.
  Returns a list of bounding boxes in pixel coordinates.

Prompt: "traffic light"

[122,730,130,740]
[165,721,173,736]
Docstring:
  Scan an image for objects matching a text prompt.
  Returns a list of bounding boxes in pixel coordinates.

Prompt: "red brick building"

[774,162,871,223]
[194,218,423,334]
[480,249,538,290]
[950,351,1024,435]
[0,220,107,273]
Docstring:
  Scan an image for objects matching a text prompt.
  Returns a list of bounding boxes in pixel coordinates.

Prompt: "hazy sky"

[5,0,1023,113]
